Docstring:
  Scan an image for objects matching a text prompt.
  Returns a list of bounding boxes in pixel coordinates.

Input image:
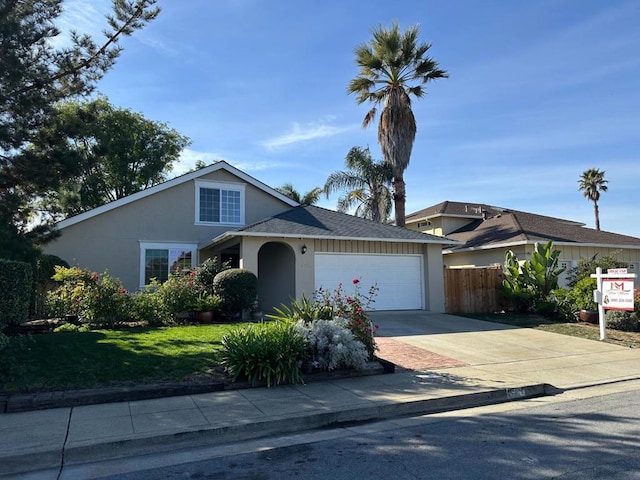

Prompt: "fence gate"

[444,266,504,314]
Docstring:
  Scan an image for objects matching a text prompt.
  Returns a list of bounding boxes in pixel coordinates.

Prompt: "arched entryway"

[257,242,296,313]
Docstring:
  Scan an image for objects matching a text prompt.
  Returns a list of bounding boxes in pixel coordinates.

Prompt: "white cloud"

[49,1,111,49]
[262,119,355,150]
[171,148,223,177]
[171,149,287,178]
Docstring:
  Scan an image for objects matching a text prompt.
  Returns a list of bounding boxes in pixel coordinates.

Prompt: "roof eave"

[443,239,640,254]
[55,161,299,230]
[203,230,462,250]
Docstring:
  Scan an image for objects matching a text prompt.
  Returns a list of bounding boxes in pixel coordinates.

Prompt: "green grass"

[461,312,640,348]
[0,324,238,393]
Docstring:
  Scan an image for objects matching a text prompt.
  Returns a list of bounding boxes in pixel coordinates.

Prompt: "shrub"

[567,252,626,287]
[195,257,231,294]
[213,269,257,316]
[297,318,369,371]
[0,259,33,328]
[194,294,222,312]
[45,266,94,317]
[82,273,133,327]
[32,254,69,318]
[53,323,90,333]
[219,321,305,386]
[502,242,565,313]
[605,310,640,332]
[553,288,577,322]
[314,279,379,359]
[570,277,598,311]
[155,272,203,315]
[269,279,380,360]
[130,291,172,326]
[44,267,135,327]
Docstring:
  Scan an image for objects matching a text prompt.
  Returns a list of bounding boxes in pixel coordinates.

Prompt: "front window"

[140,243,197,287]
[195,180,244,225]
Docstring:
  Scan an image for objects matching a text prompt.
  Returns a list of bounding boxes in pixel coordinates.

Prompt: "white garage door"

[314,253,424,310]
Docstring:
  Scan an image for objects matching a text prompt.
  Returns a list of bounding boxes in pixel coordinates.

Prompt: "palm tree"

[348,22,447,227]
[324,146,393,223]
[578,168,608,230]
[275,183,322,206]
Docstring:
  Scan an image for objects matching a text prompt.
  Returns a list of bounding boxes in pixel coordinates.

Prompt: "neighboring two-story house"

[406,201,640,287]
[44,162,457,313]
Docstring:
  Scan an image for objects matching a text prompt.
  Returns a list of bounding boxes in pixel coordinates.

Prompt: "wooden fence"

[444,266,504,314]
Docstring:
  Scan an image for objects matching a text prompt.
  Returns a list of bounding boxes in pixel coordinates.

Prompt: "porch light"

[301,244,307,254]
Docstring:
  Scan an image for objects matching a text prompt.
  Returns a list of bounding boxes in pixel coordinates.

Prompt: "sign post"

[590,267,636,340]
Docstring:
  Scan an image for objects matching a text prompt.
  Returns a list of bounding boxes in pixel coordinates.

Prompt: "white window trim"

[194,180,245,226]
[139,242,198,288]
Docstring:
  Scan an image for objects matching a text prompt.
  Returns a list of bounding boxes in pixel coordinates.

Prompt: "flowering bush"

[130,291,172,326]
[83,273,133,327]
[44,267,135,327]
[297,318,368,371]
[269,278,379,360]
[154,271,204,315]
[313,279,379,359]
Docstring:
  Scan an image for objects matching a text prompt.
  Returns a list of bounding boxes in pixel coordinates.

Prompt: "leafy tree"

[324,146,393,223]
[33,97,190,218]
[578,168,608,230]
[0,0,159,261]
[275,183,322,206]
[348,22,447,227]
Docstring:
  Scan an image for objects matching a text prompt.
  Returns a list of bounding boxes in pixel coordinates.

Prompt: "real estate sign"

[602,278,635,311]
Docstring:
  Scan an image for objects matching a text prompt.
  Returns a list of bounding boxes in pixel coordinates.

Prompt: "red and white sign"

[602,278,635,311]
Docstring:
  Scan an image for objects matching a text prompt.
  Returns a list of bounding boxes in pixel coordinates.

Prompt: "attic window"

[417,221,432,228]
[195,180,245,225]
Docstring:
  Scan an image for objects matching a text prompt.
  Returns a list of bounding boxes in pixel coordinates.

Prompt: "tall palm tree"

[578,168,608,230]
[275,183,322,206]
[324,146,393,223]
[348,22,447,227]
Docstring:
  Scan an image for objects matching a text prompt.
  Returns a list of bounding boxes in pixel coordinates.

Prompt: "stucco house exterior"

[406,201,640,287]
[44,162,457,313]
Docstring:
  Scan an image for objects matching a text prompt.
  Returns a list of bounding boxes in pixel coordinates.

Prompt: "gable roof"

[55,161,299,229]
[408,201,640,252]
[206,205,460,247]
[407,201,583,225]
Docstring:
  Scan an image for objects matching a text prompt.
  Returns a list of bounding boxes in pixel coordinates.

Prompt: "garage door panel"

[314,253,423,310]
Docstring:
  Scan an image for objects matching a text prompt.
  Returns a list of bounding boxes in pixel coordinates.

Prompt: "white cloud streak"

[262,120,355,150]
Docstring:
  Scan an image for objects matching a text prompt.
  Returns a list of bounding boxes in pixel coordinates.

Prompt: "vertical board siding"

[444,267,504,313]
[314,240,422,255]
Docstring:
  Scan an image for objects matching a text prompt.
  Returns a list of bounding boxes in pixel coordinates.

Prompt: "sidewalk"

[2,313,640,478]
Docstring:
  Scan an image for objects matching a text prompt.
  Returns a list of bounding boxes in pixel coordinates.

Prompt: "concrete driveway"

[369,311,640,390]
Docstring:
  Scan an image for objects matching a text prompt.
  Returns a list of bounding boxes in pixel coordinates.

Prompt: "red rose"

[352,278,360,284]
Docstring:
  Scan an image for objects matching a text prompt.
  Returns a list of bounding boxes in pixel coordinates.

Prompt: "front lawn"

[0,324,238,393]
[462,313,640,349]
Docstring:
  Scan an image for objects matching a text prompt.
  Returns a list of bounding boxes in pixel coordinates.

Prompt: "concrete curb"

[0,383,550,476]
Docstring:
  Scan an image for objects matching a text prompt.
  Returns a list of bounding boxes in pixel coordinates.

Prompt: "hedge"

[0,259,33,329]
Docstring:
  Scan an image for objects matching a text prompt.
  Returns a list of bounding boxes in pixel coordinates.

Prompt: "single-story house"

[44,162,457,312]
[405,201,640,287]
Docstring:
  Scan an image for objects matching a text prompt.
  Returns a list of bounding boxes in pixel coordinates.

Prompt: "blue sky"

[55,0,640,236]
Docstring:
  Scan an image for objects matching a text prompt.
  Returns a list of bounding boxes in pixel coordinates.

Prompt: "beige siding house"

[406,201,640,287]
[45,162,457,313]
